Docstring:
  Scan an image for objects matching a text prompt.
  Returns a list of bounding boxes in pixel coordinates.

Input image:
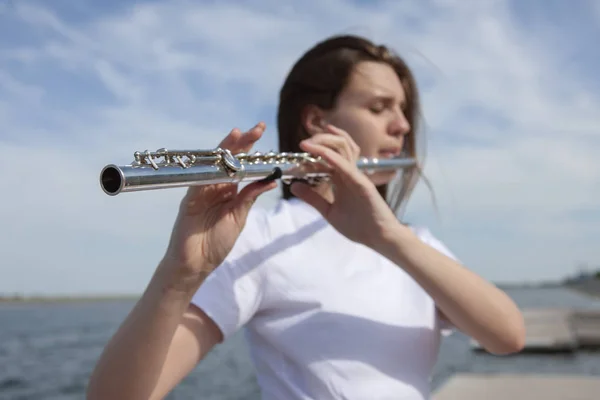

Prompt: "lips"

[378,147,402,158]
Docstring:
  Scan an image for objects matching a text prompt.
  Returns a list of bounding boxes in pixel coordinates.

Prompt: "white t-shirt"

[191,197,458,400]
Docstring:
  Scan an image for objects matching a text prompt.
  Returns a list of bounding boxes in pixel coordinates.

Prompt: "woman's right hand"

[161,122,277,287]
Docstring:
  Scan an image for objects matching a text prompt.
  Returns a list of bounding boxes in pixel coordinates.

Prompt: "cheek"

[353,129,380,157]
[331,116,378,154]
[354,136,377,155]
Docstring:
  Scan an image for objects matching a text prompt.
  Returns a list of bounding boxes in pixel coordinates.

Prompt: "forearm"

[376,223,525,355]
[87,260,206,399]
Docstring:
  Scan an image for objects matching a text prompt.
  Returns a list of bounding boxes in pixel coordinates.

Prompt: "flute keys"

[220,148,242,172]
[263,151,279,163]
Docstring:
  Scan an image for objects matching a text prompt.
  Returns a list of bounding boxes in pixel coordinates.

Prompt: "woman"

[87,34,525,400]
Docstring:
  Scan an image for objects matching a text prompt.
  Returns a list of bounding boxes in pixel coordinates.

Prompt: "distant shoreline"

[0,294,140,304]
[1,280,599,304]
[565,280,600,299]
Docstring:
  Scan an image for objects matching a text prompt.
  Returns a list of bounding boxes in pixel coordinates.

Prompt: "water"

[1,287,600,399]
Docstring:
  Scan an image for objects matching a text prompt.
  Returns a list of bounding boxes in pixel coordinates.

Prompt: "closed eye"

[369,93,407,112]
[369,98,407,116]
[368,96,394,113]
[369,102,386,114]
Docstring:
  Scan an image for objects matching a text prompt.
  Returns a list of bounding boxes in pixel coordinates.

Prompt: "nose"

[388,110,411,137]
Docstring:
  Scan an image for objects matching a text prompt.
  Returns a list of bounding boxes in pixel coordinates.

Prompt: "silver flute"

[99,147,417,196]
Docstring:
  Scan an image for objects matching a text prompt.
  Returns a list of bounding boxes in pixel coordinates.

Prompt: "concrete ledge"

[470,307,600,353]
[433,373,600,400]
[570,310,600,348]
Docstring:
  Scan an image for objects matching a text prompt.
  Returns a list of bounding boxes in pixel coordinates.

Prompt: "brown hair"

[277,34,426,217]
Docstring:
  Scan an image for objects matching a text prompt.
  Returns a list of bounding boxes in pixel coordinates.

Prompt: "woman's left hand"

[290,123,400,249]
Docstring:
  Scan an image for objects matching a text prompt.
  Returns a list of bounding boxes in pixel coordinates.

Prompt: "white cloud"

[0,0,598,295]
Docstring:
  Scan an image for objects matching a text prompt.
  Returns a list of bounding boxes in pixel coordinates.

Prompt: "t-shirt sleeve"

[411,226,460,263]
[190,206,270,340]
[410,225,461,336]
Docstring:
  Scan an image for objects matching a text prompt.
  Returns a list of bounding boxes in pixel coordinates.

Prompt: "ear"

[301,105,327,136]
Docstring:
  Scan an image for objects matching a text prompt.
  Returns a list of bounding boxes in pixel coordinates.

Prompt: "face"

[322,61,412,185]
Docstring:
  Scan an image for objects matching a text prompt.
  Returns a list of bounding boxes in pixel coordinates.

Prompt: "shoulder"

[406,224,460,262]
[235,196,314,250]
[406,224,437,243]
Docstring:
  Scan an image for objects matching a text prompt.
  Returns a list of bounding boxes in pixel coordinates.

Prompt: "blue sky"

[0,0,598,296]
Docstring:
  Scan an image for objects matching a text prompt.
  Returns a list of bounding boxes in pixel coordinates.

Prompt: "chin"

[367,170,398,186]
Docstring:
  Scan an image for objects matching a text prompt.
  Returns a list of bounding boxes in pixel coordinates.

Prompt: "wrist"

[371,220,415,262]
[155,257,211,298]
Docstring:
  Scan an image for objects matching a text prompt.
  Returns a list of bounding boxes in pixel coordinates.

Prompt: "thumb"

[231,180,277,222]
[290,181,331,217]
